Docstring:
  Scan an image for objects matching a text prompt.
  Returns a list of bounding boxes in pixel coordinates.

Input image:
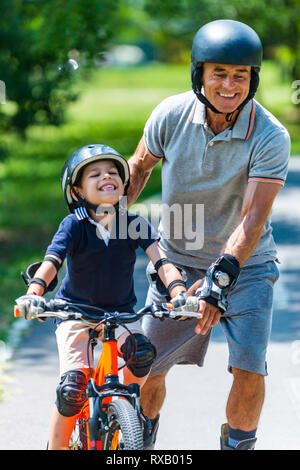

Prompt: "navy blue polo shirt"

[46,212,158,320]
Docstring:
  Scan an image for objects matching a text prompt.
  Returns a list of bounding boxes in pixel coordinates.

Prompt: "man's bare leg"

[220,367,264,449]
[227,367,265,431]
[140,370,169,419]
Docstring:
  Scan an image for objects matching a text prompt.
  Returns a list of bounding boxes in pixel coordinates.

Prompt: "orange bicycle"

[14,296,201,450]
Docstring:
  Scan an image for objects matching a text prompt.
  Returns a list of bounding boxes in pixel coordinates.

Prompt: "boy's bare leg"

[48,368,90,450]
[48,405,77,450]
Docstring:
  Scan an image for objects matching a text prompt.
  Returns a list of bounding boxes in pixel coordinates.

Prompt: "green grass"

[0,61,298,341]
[256,61,300,153]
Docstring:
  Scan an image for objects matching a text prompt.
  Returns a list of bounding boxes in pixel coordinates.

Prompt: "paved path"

[0,159,299,450]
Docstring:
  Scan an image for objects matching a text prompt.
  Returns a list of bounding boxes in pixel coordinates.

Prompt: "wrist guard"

[195,254,240,313]
[167,279,186,295]
[21,259,59,293]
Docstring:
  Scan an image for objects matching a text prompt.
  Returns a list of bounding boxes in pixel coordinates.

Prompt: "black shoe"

[142,414,160,450]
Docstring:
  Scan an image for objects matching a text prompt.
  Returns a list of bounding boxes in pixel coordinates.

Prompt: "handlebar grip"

[14,305,22,318]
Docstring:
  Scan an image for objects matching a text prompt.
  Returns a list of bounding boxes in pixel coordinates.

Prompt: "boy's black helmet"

[61,144,130,213]
[191,20,263,115]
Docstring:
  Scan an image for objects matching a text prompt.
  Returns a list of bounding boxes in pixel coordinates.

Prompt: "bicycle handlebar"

[14,297,202,324]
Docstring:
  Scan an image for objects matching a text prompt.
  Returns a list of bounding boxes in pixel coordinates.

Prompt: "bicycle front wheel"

[102,399,144,450]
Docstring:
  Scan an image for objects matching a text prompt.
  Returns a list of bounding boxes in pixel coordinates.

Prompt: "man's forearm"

[222,181,282,267]
[127,159,152,206]
[127,136,158,206]
[222,216,264,267]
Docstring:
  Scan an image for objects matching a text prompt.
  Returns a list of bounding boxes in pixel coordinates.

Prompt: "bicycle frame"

[76,323,141,450]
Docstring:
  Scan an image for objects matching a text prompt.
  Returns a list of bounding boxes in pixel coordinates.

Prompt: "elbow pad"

[21,256,61,293]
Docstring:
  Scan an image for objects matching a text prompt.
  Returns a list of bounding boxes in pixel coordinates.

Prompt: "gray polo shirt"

[143,90,290,269]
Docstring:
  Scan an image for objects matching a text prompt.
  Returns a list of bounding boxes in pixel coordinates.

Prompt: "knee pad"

[121,334,157,378]
[55,370,88,417]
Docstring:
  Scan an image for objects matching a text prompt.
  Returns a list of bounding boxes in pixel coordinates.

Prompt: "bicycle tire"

[102,399,144,450]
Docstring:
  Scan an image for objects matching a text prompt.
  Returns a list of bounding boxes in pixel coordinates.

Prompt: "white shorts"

[55,319,143,376]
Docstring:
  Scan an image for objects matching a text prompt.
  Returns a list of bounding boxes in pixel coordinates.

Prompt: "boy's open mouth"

[99,183,117,192]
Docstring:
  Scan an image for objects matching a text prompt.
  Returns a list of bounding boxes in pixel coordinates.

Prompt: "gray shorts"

[142,260,279,377]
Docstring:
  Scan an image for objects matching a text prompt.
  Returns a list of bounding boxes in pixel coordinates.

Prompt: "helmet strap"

[225,112,235,122]
[194,85,237,122]
[69,184,99,213]
[192,67,222,115]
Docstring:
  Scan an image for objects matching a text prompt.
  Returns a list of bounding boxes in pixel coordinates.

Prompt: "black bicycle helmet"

[61,144,130,214]
[191,19,263,117]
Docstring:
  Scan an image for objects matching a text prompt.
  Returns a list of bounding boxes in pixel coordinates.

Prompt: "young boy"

[18,144,187,450]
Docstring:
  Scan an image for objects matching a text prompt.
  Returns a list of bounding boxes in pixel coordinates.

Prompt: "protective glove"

[15,294,47,320]
[171,292,199,320]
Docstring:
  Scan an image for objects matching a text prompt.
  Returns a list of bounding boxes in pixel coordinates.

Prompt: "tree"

[0,0,120,137]
[143,0,300,80]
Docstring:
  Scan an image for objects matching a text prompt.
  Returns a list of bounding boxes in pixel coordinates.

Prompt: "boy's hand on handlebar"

[171,292,200,321]
[15,294,46,320]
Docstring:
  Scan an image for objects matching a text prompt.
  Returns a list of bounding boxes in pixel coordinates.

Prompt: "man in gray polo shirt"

[127,20,290,450]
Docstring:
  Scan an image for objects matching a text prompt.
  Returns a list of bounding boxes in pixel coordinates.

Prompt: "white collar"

[87,216,111,246]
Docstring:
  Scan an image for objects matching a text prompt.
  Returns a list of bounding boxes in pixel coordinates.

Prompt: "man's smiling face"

[202,63,251,114]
